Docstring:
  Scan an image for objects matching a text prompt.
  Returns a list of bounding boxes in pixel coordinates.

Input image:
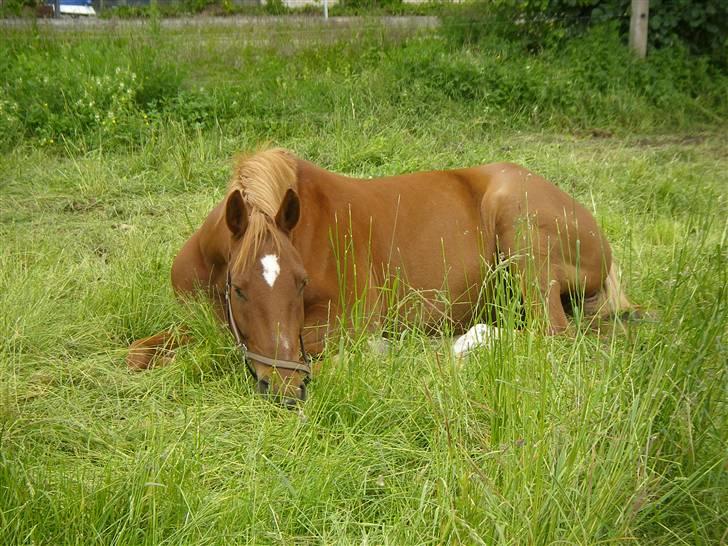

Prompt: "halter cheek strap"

[224,268,312,380]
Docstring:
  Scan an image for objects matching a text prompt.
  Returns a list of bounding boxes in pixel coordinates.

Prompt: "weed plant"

[1,20,726,544]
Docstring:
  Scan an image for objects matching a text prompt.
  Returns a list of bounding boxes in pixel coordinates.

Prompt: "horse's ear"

[225,190,249,239]
[275,188,300,233]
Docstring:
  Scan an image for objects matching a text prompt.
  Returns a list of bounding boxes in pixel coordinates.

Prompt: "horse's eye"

[298,277,309,293]
[234,287,247,301]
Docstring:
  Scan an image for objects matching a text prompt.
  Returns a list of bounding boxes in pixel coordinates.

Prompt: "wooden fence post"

[629,0,649,58]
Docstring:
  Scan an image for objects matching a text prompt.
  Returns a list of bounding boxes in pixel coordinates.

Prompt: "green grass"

[1,20,727,545]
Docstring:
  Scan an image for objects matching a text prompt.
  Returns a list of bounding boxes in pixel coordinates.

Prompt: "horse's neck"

[295,159,360,217]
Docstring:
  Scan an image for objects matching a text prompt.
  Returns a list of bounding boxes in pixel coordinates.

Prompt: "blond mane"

[228,148,297,272]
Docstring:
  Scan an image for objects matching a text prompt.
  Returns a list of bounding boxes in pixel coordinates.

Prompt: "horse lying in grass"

[128,148,633,407]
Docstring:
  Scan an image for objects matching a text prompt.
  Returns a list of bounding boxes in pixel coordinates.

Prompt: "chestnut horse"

[128,148,632,406]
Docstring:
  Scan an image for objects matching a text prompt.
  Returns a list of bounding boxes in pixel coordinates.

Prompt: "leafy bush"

[1,51,140,143]
[0,34,184,147]
[394,23,727,128]
[645,0,727,62]
[0,0,39,17]
[443,0,728,65]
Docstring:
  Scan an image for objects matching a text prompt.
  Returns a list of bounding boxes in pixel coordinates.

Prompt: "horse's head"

[225,186,310,408]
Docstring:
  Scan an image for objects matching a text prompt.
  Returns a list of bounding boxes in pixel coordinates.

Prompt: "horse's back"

[296,162,495,323]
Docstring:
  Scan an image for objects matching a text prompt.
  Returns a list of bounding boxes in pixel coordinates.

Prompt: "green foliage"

[93,0,441,18]
[1,22,726,151]
[0,33,184,148]
[339,0,403,12]
[98,0,307,18]
[448,0,728,64]
[262,0,287,15]
[0,0,39,17]
[439,1,500,47]
[183,0,216,14]
[646,0,728,62]
[394,23,727,128]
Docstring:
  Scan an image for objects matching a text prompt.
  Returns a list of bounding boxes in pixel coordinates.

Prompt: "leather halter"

[224,268,312,381]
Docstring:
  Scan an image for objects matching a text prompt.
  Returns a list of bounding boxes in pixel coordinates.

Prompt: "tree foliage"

[446,0,728,65]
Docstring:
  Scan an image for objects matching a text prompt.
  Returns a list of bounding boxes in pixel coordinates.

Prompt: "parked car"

[46,0,96,16]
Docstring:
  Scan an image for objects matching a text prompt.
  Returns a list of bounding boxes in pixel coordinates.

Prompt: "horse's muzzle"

[256,378,306,409]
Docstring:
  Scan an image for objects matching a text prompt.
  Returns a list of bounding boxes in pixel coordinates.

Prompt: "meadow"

[1,17,727,544]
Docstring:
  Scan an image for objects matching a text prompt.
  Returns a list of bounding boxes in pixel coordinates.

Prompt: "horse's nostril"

[256,379,270,395]
[298,383,307,402]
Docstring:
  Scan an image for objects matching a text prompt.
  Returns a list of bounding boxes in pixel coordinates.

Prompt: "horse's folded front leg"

[126,328,190,371]
[544,280,569,334]
[512,257,569,335]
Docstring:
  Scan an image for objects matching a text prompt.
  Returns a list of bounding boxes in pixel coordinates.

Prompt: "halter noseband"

[224,268,312,381]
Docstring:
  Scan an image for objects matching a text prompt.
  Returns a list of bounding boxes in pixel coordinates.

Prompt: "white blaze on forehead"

[260,254,280,288]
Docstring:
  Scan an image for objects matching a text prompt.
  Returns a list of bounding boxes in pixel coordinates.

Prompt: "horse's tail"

[126,327,190,371]
[583,262,639,321]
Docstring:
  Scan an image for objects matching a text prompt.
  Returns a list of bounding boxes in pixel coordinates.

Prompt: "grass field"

[1,19,727,545]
